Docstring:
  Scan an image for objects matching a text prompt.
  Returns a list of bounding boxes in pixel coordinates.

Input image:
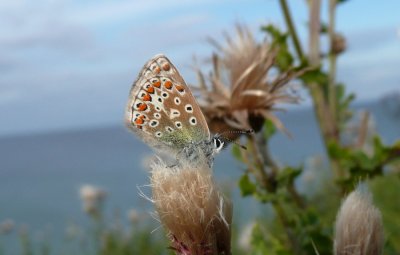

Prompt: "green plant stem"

[308,0,321,66]
[255,132,279,175]
[273,201,299,252]
[328,0,338,127]
[279,0,304,60]
[304,0,344,180]
[248,135,274,192]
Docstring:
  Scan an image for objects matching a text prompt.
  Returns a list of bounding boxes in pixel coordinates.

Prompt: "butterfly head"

[211,135,225,154]
[211,129,254,154]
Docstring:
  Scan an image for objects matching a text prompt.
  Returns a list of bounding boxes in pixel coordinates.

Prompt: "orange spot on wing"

[142,93,152,101]
[135,118,144,125]
[137,103,148,111]
[162,63,170,71]
[153,66,161,74]
[164,80,173,89]
[146,86,155,94]
[175,84,185,92]
[152,80,161,88]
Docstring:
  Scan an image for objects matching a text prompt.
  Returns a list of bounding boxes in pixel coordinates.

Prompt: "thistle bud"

[334,186,384,255]
[150,159,232,255]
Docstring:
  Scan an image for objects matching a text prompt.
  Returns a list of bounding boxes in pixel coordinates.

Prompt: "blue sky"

[0,0,399,136]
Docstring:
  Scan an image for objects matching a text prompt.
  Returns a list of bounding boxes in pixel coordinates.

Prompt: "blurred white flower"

[65,222,83,239]
[79,184,107,217]
[298,155,325,196]
[0,219,15,235]
[238,221,255,251]
[342,111,376,154]
[127,209,140,224]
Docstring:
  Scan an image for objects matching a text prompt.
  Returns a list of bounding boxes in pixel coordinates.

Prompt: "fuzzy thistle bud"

[334,186,384,255]
[150,159,232,255]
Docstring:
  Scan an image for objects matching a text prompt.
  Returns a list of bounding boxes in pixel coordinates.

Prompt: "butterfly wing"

[125,54,210,154]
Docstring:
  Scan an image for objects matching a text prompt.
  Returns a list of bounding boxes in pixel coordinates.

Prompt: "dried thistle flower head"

[79,184,107,218]
[193,24,302,136]
[334,186,384,255]
[150,159,232,255]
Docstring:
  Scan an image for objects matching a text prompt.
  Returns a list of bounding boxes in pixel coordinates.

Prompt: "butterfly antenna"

[219,129,254,150]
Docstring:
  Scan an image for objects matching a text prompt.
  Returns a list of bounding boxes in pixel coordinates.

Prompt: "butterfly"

[125,54,225,167]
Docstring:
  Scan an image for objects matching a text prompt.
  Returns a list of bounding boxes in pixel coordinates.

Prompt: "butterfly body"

[125,54,224,167]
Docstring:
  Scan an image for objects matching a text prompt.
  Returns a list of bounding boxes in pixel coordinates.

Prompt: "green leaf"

[300,69,328,84]
[276,48,293,71]
[320,22,329,34]
[277,166,302,187]
[239,174,257,196]
[263,119,277,139]
[327,141,343,159]
[262,24,286,41]
[231,144,243,162]
[261,24,294,71]
[250,224,269,254]
[251,223,291,255]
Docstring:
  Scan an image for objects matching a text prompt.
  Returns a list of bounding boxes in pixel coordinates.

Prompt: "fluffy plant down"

[334,186,384,255]
[149,158,232,255]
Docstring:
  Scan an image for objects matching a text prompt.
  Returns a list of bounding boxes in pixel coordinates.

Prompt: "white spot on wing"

[185,104,193,113]
[175,121,182,129]
[150,120,159,127]
[170,109,181,119]
[189,117,197,126]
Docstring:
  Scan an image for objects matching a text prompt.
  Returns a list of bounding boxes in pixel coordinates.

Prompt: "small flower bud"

[331,33,346,55]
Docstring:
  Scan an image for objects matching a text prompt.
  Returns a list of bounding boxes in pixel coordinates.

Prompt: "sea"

[0,99,399,253]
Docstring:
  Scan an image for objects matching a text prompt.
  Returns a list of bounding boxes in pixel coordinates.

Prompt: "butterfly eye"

[213,137,224,153]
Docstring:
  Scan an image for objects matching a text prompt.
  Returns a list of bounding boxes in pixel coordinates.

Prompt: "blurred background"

[0,0,399,254]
